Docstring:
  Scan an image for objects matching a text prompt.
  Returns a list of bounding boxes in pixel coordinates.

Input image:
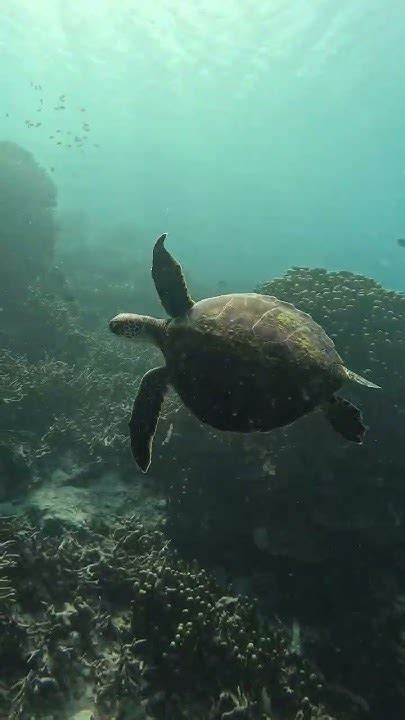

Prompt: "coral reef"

[0,340,150,498]
[0,141,58,304]
[158,268,405,718]
[0,514,358,720]
[253,268,405,555]
[2,283,86,363]
[163,268,405,559]
[2,248,405,718]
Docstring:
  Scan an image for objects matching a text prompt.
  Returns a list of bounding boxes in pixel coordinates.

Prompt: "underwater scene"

[1,1,405,719]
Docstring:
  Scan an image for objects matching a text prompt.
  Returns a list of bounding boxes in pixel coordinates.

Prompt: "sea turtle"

[109,233,380,472]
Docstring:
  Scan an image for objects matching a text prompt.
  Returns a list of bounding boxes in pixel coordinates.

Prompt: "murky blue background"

[1,0,404,290]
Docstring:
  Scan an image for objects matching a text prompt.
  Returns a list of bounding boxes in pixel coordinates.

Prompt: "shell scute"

[165,292,345,433]
[181,293,340,370]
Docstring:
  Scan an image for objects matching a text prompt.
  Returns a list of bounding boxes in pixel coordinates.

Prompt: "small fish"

[80,107,86,112]
[397,238,405,247]
[263,457,276,476]
[50,167,55,172]
[36,122,41,127]
[56,141,62,145]
[290,619,302,657]
[49,135,54,139]
[5,113,9,117]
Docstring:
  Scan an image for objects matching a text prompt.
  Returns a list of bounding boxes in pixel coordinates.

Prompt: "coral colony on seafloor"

[0,514,355,720]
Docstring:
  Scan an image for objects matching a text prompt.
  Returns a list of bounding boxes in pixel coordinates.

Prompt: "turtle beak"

[109,317,120,334]
[109,313,143,339]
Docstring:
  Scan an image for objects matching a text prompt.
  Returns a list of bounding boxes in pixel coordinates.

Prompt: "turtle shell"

[164,293,346,432]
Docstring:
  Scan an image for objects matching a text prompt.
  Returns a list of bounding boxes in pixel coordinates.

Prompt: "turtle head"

[109,313,164,347]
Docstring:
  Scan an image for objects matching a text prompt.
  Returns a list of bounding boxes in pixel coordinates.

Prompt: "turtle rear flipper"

[324,395,365,443]
[152,233,194,317]
[129,366,168,472]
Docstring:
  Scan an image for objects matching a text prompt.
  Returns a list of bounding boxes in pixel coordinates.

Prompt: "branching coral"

[0,534,17,609]
[0,334,165,486]
[0,513,357,720]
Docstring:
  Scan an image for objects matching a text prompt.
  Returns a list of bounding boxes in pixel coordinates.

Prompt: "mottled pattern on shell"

[165,293,345,432]
[180,293,343,372]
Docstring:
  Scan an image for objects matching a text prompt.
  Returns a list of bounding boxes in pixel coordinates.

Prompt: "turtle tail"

[344,367,381,389]
[152,233,194,318]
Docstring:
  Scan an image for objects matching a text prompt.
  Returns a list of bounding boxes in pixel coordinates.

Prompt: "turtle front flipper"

[323,395,365,443]
[152,233,194,317]
[129,366,168,472]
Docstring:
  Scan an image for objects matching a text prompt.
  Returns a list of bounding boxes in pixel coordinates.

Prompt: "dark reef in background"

[0,141,57,303]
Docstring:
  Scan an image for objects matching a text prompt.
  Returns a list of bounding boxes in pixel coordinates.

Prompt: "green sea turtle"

[109,233,380,472]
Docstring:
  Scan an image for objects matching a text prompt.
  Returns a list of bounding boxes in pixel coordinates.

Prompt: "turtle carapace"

[109,233,380,472]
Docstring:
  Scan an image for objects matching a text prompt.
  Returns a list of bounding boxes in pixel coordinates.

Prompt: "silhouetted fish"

[397,238,405,247]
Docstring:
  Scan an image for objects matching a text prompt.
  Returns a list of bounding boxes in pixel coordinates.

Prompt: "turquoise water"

[1,0,405,291]
[2,6,405,718]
